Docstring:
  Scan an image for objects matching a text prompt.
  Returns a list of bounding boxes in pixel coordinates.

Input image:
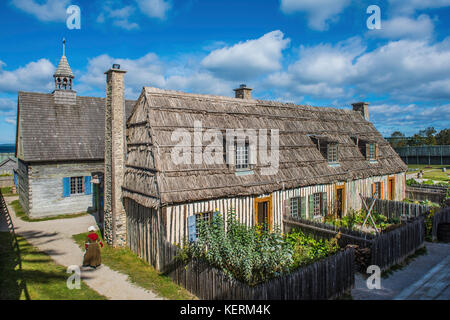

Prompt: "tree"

[390,131,406,148]
[436,129,450,145]
[418,127,437,145]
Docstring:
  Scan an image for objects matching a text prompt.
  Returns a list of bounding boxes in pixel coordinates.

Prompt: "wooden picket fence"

[283,212,426,271]
[363,197,431,220]
[160,242,355,300]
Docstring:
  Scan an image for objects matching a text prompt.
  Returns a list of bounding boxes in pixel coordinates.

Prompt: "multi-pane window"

[235,142,250,169]
[70,177,84,195]
[327,143,338,163]
[290,197,301,216]
[369,143,376,160]
[374,182,381,198]
[313,193,322,216]
[195,212,213,238]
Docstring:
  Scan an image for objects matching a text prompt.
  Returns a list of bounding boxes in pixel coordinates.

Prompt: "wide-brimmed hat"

[88,226,96,232]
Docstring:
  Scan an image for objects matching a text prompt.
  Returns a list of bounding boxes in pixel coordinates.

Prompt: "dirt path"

[3,196,162,300]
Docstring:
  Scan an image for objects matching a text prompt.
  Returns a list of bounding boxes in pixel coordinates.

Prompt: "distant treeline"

[386,128,450,148]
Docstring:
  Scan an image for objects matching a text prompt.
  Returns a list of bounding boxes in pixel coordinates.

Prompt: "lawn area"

[0,232,106,300]
[1,186,14,196]
[10,200,90,222]
[73,232,196,300]
[407,165,450,183]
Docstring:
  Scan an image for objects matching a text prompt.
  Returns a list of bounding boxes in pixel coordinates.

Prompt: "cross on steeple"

[54,38,74,91]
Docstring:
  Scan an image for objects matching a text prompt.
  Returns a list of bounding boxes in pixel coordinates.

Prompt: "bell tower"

[53,38,76,105]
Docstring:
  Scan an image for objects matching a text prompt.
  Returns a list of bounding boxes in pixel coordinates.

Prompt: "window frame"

[327,143,338,163]
[70,176,84,195]
[195,212,214,239]
[235,141,250,170]
[369,143,377,160]
[290,197,301,217]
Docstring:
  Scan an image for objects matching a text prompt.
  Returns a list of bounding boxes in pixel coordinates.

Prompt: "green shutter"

[309,194,314,217]
[321,192,328,216]
[301,196,307,219]
[284,198,291,217]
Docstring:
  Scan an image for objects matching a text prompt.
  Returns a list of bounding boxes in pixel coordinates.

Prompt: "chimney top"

[352,102,370,121]
[234,84,253,100]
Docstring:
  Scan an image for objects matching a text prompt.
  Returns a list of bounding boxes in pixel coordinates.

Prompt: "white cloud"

[267,36,450,102]
[388,0,450,15]
[11,0,71,22]
[0,59,55,93]
[136,0,171,20]
[5,118,16,126]
[201,30,290,81]
[280,0,350,31]
[78,53,166,97]
[97,2,139,30]
[367,15,435,40]
[0,98,16,112]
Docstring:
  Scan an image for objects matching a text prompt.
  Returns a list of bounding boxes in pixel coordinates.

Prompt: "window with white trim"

[235,142,250,170]
[327,143,338,163]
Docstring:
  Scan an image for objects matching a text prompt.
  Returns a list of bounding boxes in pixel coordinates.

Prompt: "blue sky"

[0,0,449,144]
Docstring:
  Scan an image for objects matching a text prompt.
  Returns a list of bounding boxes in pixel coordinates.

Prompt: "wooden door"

[388,177,395,200]
[255,195,273,231]
[334,184,346,218]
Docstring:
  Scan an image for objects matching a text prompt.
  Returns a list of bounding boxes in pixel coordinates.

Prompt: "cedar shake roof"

[123,87,408,208]
[54,55,74,78]
[17,91,136,162]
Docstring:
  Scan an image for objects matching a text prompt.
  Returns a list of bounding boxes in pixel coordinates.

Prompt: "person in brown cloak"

[83,226,103,268]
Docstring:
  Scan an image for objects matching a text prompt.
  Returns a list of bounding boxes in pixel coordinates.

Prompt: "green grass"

[1,186,14,196]
[10,200,89,222]
[73,232,196,300]
[0,232,106,300]
[407,165,450,183]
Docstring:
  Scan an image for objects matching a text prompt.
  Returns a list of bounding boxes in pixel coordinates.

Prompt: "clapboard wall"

[20,161,103,217]
[162,173,406,245]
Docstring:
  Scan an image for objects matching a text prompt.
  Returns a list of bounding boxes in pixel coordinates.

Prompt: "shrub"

[177,209,341,286]
[178,209,294,286]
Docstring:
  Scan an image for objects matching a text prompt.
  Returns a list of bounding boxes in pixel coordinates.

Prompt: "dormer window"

[369,143,377,160]
[309,135,339,165]
[327,143,338,163]
[352,136,378,161]
[235,142,250,170]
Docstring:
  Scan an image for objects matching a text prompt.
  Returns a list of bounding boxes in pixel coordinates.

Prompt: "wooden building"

[15,42,135,218]
[103,67,408,270]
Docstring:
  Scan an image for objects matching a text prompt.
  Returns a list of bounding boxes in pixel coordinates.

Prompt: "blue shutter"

[84,176,92,195]
[188,215,197,242]
[63,177,70,197]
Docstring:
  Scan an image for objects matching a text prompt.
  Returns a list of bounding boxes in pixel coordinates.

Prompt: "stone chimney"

[104,64,127,247]
[352,102,370,121]
[234,84,253,100]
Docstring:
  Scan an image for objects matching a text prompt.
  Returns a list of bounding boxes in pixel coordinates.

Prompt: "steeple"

[53,38,74,91]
